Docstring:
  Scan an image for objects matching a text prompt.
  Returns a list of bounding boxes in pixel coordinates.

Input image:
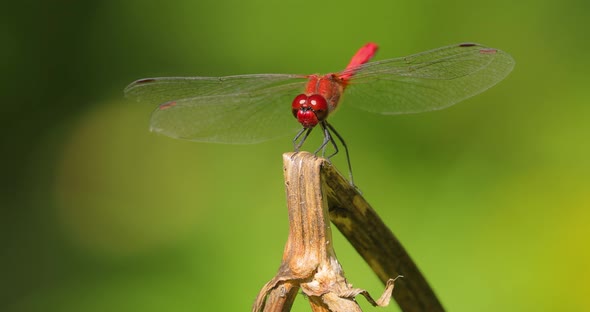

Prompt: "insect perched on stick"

[125,42,514,185]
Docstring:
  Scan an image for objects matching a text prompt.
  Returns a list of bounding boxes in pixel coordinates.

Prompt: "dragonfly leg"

[293,127,313,152]
[317,122,338,159]
[314,122,333,160]
[325,122,355,186]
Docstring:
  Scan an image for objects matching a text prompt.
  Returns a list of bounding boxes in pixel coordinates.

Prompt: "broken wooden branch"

[253,152,444,312]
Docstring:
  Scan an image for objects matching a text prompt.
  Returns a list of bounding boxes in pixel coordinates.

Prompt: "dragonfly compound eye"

[291,94,307,118]
[308,94,328,121]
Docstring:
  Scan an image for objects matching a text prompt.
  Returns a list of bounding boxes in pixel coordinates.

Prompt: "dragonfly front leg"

[293,127,313,152]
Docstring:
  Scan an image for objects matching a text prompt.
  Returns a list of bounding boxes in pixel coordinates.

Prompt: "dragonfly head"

[291,94,329,128]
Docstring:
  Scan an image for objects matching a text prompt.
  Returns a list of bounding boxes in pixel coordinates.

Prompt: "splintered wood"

[253,152,444,312]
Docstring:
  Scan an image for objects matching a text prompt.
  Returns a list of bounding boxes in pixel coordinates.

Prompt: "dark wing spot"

[459,43,477,47]
[136,78,157,84]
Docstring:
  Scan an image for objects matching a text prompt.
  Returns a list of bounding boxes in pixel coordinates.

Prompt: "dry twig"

[253,152,444,312]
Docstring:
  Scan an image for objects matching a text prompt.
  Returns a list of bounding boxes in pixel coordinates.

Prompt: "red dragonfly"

[125,43,514,184]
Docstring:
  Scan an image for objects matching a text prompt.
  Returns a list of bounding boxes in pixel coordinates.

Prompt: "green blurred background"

[2,0,588,311]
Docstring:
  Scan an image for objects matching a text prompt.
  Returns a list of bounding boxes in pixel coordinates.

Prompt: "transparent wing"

[341,43,515,114]
[124,74,308,143]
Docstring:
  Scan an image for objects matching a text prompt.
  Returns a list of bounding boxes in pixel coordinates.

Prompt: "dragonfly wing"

[125,74,306,105]
[151,82,307,143]
[125,74,308,143]
[343,43,515,114]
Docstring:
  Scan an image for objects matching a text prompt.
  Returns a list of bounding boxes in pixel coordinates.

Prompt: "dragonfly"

[125,42,514,185]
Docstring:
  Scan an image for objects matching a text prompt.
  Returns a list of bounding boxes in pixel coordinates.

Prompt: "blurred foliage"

[2,0,589,311]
